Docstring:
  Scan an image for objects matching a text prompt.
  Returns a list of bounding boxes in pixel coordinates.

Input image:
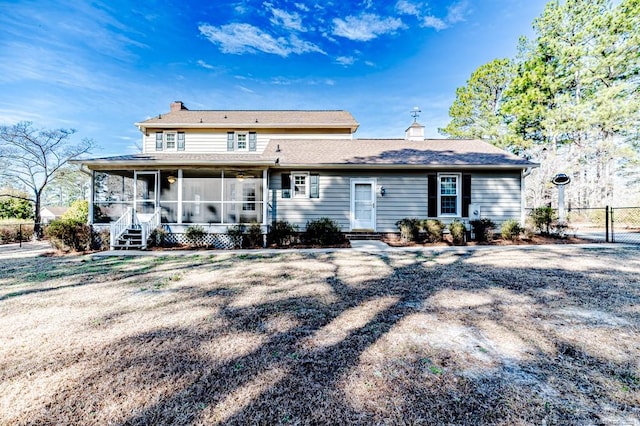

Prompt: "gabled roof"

[41,206,68,216]
[136,110,360,132]
[76,139,536,170]
[267,138,536,169]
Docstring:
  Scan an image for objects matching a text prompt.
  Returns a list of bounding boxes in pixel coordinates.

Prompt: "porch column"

[88,170,94,224]
[262,169,268,225]
[177,169,183,224]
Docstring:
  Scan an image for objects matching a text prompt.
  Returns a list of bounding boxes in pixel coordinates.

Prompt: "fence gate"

[566,206,640,244]
[610,207,640,244]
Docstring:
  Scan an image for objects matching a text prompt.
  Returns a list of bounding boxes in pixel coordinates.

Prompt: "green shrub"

[396,218,421,242]
[530,207,557,235]
[185,225,207,246]
[421,219,444,243]
[226,225,244,249]
[448,220,466,245]
[470,218,495,242]
[500,219,523,241]
[148,226,168,248]
[0,197,32,220]
[304,217,344,246]
[61,200,89,222]
[268,221,299,247]
[45,219,91,252]
[90,227,111,251]
[245,222,263,248]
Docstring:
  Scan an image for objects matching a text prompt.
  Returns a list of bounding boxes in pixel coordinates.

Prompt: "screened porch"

[91,169,267,226]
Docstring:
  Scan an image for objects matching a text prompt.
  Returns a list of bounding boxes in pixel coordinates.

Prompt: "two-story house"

[77,101,536,249]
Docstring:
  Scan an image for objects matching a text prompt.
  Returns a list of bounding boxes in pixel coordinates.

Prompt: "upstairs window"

[155,131,184,152]
[227,132,258,152]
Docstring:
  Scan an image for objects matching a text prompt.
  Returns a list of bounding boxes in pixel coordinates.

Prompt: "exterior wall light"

[380,186,386,196]
[167,175,176,184]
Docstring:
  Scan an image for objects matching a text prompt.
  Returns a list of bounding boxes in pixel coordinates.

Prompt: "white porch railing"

[110,207,133,249]
[140,208,161,249]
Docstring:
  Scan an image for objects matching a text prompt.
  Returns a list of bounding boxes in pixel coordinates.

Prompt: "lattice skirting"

[159,233,243,250]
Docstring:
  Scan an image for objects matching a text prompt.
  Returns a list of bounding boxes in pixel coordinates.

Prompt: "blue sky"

[0,0,548,156]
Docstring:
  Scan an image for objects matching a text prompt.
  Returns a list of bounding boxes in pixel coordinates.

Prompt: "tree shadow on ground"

[7,248,640,425]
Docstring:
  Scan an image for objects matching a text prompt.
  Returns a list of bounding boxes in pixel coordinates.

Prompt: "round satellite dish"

[551,173,571,185]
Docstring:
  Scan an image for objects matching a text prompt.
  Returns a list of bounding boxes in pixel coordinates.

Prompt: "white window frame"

[292,172,309,198]
[236,132,248,151]
[438,173,461,217]
[164,131,177,152]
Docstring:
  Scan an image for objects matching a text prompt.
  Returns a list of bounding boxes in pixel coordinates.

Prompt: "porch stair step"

[113,227,145,250]
[345,232,384,241]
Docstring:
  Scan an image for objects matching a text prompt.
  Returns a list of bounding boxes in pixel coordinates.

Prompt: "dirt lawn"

[0,246,638,425]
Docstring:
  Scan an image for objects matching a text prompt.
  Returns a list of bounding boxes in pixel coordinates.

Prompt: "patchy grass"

[0,247,639,425]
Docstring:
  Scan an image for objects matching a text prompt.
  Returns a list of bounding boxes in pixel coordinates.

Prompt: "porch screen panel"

[224,173,263,224]
[93,171,134,223]
[160,170,179,223]
[182,170,222,223]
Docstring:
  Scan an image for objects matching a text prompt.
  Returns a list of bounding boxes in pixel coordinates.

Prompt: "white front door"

[351,179,376,230]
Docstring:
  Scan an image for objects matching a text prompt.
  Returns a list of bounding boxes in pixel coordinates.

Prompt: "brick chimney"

[170,101,188,112]
[405,121,425,141]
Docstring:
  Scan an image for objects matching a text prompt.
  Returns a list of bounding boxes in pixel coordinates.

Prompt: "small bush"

[90,227,111,251]
[245,222,263,248]
[148,226,168,248]
[396,218,421,242]
[304,217,344,246]
[448,220,466,245]
[268,221,299,247]
[185,225,207,247]
[226,225,244,249]
[500,219,523,241]
[45,219,91,252]
[421,219,444,243]
[470,218,495,242]
[530,207,557,235]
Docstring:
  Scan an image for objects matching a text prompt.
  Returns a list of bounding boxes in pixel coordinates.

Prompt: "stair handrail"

[110,207,133,249]
[140,208,161,249]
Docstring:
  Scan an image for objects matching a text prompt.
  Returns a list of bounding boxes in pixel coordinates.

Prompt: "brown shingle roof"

[267,138,535,168]
[77,139,535,170]
[136,110,359,131]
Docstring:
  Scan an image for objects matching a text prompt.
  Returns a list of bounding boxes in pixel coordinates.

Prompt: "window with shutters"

[292,172,308,198]
[154,131,184,152]
[226,132,258,152]
[438,173,461,216]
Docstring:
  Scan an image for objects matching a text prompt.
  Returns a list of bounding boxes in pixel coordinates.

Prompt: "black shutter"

[155,132,163,151]
[428,174,437,217]
[310,174,319,198]
[227,132,234,151]
[177,132,185,151]
[249,132,257,151]
[281,173,291,198]
[462,174,471,217]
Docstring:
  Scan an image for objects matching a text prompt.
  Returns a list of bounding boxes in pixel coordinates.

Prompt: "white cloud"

[395,0,422,17]
[446,1,469,23]
[336,56,356,66]
[365,60,376,67]
[332,13,405,41]
[237,85,255,93]
[199,23,324,57]
[294,3,310,12]
[266,3,305,31]
[422,15,448,30]
[197,60,216,70]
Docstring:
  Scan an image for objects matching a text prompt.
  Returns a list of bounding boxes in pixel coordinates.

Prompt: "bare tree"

[0,122,94,238]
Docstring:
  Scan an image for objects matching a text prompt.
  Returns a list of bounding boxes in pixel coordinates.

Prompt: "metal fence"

[610,207,640,244]
[526,206,640,244]
[0,223,48,247]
